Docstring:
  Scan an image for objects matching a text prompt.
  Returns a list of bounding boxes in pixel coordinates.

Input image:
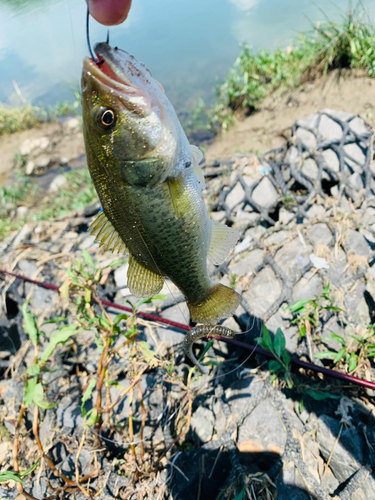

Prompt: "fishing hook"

[86,4,107,65]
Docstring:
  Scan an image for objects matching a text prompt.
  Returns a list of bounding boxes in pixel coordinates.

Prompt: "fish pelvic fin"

[187,283,241,324]
[208,221,239,265]
[127,255,164,298]
[90,211,128,254]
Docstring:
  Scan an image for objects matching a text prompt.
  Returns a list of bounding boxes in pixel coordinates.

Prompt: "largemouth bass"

[81,43,241,328]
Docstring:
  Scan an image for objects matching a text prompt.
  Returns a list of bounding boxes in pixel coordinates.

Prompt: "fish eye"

[96,107,117,130]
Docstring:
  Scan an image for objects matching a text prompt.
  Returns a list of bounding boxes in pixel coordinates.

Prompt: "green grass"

[0,168,98,241]
[0,92,81,136]
[204,2,375,132]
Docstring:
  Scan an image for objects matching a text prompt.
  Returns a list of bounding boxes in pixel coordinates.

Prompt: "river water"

[0,0,374,120]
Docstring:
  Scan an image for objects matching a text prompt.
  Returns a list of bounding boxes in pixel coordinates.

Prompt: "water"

[0,0,374,120]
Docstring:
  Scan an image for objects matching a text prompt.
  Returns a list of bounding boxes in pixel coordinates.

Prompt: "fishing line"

[86,3,99,63]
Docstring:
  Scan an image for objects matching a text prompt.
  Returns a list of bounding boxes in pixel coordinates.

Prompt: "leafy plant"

[257,325,293,388]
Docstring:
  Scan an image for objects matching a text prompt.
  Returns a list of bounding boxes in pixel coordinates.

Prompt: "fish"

[81,43,241,351]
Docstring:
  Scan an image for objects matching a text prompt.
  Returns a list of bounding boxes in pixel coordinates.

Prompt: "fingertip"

[88,0,132,26]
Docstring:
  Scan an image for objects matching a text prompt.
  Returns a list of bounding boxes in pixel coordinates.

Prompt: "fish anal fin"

[127,255,164,298]
[187,283,241,323]
[208,221,239,265]
[90,211,128,255]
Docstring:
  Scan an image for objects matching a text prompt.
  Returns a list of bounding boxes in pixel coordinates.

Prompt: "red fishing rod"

[1,268,375,390]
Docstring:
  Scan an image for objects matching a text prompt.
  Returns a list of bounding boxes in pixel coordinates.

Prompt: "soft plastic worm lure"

[183,324,236,374]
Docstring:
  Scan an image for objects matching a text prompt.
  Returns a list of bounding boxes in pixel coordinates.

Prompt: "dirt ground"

[205,69,375,161]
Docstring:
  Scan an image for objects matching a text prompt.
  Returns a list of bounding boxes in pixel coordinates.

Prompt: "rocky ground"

[0,109,375,499]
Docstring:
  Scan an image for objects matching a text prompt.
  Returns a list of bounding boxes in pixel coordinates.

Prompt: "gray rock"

[293,271,323,302]
[114,263,129,295]
[263,230,289,247]
[343,229,371,258]
[323,109,354,122]
[265,307,299,352]
[351,296,371,327]
[306,223,332,246]
[237,399,286,452]
[321,317,345,351]
[344,143,366,168]
[315,414,375,499]
[348,172,364,191]
[191,406,215,443]
[350,116,371,137]
[274,237,313,281]
[296,114,319,130]
[20,136,49,156]
[243,266,282,318]
[49,174,67,192]
[279,207,295,224]
[301,158,319,180]
[318,114,342,141]
[225,182,244,210]
[18,259,38,277]
[25,160,35,175]
[221,316,241,333]
[252,177,279,208]
[322,148,340,172]
[344,282,366,316]
[296,128,317,149]
[305,204,325,219]
[244,225,267,241]
[229,248,263,276]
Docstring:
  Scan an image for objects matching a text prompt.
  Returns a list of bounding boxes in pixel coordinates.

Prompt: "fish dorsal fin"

[208,221,239,265]
[90,211,128,254]
[127,255,165,298]
[190,145,206,189]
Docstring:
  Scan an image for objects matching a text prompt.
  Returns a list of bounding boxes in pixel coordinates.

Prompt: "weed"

[0,92,80,136]
[316,325,375,376]
[6,251,201,497]
[257,325,293,388]
[201,3,375,132]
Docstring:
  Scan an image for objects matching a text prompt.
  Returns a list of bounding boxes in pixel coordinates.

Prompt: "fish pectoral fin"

[190,144,206,189]
[90,211,128,254]
[127,255,164,298]
[208,221,239,265]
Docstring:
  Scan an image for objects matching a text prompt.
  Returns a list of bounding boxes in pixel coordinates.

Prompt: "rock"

[274,237,313,281]
[243,266,282,318]
[315,414,375,499]
[305,204,325,219]
[279,207,295,224]
[20,136,49,156]
[64,117,80,131]
[49,174,67,192]
[318,114,342,141]
[244,225,267,241]
[252,176,278,208]
[263,230,289,246]
[191,406,214,443]
[323,109,354,122]
[293,271,323,302]
[265,307,299,352]
[306,223,332,246]
[348,172,364,191]
[221,316,241,333]
[296,128,317,149]
[344,143,366,169]
[343,229,371,258]
[25,160,35,175]
[301,158,319,180]
[229,249,263,276]
[351,297,371,327]
[210,210,226,221]
[225,182,244,210]
[18,259,38,277]
[237,399,286,452]
[16,206,28,218]
[350,116,371,137]
[322,149,340,172]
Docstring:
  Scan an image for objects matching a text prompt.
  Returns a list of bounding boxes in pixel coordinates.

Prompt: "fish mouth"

[83,42,148,95]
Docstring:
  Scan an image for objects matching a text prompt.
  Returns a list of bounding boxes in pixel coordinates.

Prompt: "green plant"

[257,325,293,388]
[203,3,375,132]
[315,324,375,375]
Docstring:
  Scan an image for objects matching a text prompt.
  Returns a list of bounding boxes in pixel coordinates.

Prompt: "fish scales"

[81,42,242,325]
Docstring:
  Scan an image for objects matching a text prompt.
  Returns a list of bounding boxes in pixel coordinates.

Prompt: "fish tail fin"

[187,283,241,324]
